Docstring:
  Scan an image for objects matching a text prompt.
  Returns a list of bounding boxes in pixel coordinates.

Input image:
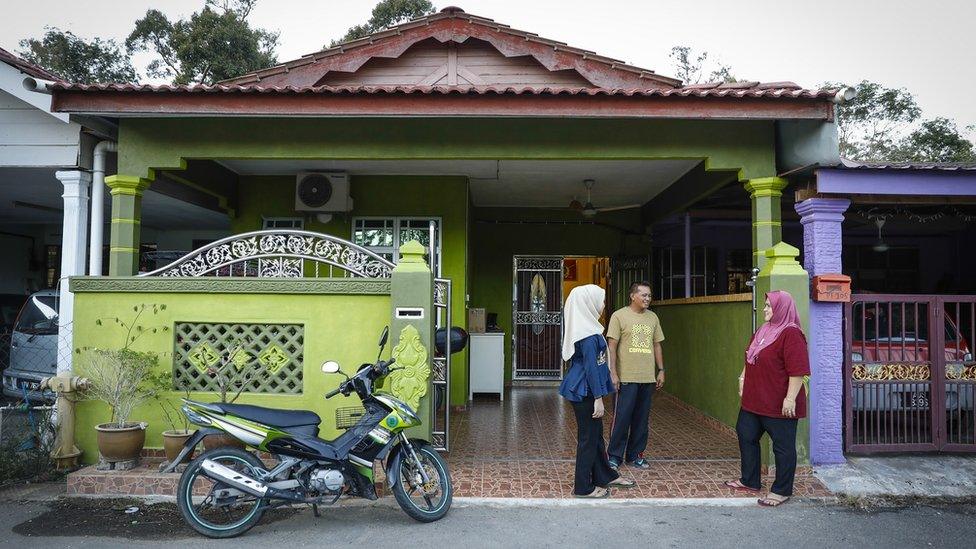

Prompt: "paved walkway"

[816,455,976,499]
[445,387,829,498]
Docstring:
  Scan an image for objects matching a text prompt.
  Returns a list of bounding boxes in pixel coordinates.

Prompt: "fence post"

[389,240,435,442]
[755,241,812,465]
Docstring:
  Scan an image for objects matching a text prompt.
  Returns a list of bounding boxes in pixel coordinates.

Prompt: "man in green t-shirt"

[606,281,665,470]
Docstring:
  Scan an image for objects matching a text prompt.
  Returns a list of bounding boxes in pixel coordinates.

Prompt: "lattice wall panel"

[174,322,304,394]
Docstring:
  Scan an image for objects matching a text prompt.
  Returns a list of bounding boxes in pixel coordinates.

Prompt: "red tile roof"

[48,81,836,100]
[0,46,61,82]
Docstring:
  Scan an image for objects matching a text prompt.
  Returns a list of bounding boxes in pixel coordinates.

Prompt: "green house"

[50,7,842,461]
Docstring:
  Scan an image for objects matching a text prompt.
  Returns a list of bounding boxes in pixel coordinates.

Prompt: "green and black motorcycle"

[165,327,452,538]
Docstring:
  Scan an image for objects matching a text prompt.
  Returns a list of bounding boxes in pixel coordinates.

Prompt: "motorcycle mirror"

[321,361,341,374]
[378,326,389,349]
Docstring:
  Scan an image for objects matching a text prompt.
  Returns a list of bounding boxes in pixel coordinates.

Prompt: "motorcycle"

[166,326,453,538]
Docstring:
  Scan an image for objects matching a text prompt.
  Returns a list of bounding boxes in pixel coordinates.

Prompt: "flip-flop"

[757,496,790,507]
[607,477,636,488]
[724,480,761,493]
[575,487,610,499]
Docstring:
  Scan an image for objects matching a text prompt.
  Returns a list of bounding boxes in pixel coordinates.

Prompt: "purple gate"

[844,295,976,453]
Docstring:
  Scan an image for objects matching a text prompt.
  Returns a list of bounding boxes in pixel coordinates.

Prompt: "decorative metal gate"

[844,294,976,453]
[610,255,651,310]
[513,256,564,380]
[141,229,451,451]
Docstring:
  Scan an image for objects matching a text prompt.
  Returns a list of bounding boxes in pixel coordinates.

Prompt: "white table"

[469,332,505,400]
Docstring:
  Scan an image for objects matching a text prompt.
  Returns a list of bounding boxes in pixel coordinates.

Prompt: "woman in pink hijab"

[724,291,810,507]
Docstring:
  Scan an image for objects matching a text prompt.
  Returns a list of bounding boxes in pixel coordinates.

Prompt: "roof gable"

[221,7,680,89]
[317,37,593,88]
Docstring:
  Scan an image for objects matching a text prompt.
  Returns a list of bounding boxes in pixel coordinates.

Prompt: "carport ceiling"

[0,167,229,230]
[217,159,700,208]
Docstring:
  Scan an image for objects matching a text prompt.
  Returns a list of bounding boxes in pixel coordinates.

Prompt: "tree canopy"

[18,27,137,84]
[331,0,436,47]
[668,46,737,85]
[126,0,278,85]
[829,80,975,163]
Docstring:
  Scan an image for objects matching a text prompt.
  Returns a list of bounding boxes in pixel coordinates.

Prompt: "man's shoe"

[629,458,650,469]
[608,458,620,471]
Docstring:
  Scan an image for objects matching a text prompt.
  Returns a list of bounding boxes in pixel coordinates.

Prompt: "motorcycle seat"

[212,402,321,428]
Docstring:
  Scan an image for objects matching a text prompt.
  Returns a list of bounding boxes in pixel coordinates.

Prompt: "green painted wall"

[470,207,649,381]
[117,118,776,181]
[652,300,753,428]
[72,289,390,465]
[230,175,470,407]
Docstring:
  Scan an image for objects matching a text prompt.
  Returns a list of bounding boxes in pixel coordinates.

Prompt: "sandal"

[607,477,636,489]
[757,495,790,507]
[575,487,610,499]
[724,480,761,493]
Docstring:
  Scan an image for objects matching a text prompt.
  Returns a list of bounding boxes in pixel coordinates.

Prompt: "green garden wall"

[70,281,390,465]
[651,298,753,428]
[229,175,470,407]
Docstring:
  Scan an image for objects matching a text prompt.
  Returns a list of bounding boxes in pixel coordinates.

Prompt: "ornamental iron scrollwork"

[141,230,395,279]
[946,363,976,381]
[515,311,563,325]
[516,257,563,271]
[852,363,931,381]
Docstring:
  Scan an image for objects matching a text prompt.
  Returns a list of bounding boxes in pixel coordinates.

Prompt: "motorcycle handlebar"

[324,386,342,399]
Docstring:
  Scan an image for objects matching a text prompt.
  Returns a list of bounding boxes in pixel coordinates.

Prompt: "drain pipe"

[90,141,117,275]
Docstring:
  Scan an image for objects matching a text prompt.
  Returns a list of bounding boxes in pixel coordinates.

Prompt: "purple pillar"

[795,198,850,465]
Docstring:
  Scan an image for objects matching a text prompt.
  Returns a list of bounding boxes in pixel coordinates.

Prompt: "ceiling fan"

[567,179,642,218]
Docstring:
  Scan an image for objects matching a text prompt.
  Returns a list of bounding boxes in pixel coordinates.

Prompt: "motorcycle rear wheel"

[177,446,267,538]
[391,442,453,522]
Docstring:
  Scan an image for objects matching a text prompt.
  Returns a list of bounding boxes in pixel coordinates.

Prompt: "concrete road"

[1,499,974,549]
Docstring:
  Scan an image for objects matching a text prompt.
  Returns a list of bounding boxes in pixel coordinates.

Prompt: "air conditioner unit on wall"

[295,172,353,212]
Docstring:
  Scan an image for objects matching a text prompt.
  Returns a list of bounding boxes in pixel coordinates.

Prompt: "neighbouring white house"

[0,47,230,373]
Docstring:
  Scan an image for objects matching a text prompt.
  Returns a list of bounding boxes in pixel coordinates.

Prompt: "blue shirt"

[559,334,616,402]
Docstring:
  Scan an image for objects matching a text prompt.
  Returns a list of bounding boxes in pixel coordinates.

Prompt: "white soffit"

[217,158,699,208]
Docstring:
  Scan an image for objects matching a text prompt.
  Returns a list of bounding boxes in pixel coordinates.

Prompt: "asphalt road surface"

[0,498,974,548]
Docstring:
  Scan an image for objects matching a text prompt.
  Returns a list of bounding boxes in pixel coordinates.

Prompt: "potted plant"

[150,374,194,464]
[201,338,253,450]
[82,348,159,464]
[80,304,168,466]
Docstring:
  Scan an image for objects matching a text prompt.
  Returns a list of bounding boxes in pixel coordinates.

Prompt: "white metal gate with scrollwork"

[513,256,565,380]
[139,229,451,451]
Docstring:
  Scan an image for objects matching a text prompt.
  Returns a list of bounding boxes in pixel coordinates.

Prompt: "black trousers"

[570,396,620,495]
[608,382,655,463]
[735,408,798,496]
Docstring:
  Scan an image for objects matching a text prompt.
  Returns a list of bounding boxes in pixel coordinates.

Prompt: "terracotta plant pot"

[95,422,147,461]
[162,429,194,464]
[203,432,245,451]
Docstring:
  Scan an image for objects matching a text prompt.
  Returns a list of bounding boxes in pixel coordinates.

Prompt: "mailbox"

[812,274,851,302]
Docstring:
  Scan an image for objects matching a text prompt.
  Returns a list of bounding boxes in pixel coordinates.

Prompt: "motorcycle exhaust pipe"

[200,459,308,503]
[200,459,269,498]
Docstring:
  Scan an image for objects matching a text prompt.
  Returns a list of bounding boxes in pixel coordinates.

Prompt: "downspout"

[90,141,117,275]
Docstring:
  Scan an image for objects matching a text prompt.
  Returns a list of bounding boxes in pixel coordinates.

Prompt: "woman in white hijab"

[559,284,636,498]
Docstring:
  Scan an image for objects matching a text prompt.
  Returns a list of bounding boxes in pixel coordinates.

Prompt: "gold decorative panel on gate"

[174,322,304,394]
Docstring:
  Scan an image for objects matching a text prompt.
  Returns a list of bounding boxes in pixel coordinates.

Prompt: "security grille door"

[611,255,652,311]
[513,256,564,379]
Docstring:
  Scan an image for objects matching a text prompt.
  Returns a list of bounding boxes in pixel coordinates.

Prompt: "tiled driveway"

[445,387,829,499]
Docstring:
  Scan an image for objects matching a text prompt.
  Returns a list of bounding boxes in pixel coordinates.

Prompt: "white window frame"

[352,216,443,276]
[262,216,304,230]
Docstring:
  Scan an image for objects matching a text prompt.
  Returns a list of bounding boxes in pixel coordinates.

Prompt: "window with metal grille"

[262,217,304,230]
[352,217,442,275]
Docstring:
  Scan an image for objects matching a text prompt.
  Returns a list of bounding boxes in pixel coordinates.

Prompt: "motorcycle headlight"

[852,352,864,363]
[965,353,973,362]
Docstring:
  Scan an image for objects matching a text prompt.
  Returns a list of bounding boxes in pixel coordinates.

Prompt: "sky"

[1,0,973,130]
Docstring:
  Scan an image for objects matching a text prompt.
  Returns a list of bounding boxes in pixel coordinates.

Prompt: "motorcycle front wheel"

[391,441,453,522]
[177,446,267,538]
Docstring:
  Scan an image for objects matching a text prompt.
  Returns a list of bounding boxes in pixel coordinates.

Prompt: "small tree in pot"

[79,304,167,469]
[201,337,255,450]
[150,373,194,465]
